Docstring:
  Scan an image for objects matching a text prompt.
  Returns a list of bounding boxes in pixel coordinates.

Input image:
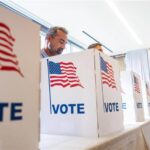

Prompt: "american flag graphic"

[146,83,150,96]
[133,75,140,93]
[100,56,116,89]
[47,61,84,88]
[0,22,23,77]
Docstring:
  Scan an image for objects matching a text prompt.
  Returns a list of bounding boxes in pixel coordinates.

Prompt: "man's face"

[49,30,68,55]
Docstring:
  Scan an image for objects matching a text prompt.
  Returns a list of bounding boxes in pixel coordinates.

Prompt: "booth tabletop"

[40,120,150,150]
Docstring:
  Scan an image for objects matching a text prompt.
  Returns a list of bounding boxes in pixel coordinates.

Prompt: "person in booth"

[40,26,68,58]
[88,43,103,52]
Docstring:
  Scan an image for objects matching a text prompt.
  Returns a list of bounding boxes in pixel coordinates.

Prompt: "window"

[0,1,85,54]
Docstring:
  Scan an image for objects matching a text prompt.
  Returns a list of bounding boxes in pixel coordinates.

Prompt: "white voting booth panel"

[41,49,123,137]
[121,71,145,123]
[142,82,150,118]
[0,6,40,150]
[146,82,150,116]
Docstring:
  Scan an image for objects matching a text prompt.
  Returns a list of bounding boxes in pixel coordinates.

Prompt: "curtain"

[125,49,150,82]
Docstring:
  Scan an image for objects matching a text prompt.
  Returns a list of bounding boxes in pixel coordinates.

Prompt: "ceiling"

[6,0,150,55]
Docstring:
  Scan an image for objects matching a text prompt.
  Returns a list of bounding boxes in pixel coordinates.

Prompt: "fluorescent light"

[106,0,142,45]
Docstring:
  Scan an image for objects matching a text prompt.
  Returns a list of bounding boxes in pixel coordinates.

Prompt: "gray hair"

[46,26,68,39]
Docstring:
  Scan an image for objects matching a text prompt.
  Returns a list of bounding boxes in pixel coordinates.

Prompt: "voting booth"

[142,81,150,118]
[0,6,40,150]
[120,71,145,123]
[40,49,124,137]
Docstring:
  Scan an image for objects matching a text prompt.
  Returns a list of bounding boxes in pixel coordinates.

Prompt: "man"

[41,26,68,58]
[88,43,103,52]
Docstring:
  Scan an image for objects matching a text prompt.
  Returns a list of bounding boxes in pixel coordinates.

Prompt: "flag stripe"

[101,75,116,84]
[51,83,70,87]
[0,66,23,77]
[0,30,15,42]
[133,75,140,93]
[60,61,76,66]
[0,56,18,65]
[0,22,11,32]
[50,78,80,83]
[0,49,16,57]
[59,66,76,70]
[70,84,83,87]
[0,22,15,41]
[0,37,13,46]
[50,78,68,83]
[51,75,78,79]
[0,43,13,51]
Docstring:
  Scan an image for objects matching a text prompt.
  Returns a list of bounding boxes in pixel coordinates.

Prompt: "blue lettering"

[11,103,23,120]
[109,103,112,112]
[0,102,23,122]
[0,103,8,121]
[51,103,85,114]
[77,103,85,114]
[104,103,109,112]
[52,104,59,114]
[60,104,68,114]
[104,102,119,112]
[116,103,119,111]
[136,102,143,108]
[68,104,76,114]
[122,103,127,109]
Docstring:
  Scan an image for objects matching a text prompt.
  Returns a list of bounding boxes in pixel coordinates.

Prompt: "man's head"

[88,43,103,52]
[45,26,68,56]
